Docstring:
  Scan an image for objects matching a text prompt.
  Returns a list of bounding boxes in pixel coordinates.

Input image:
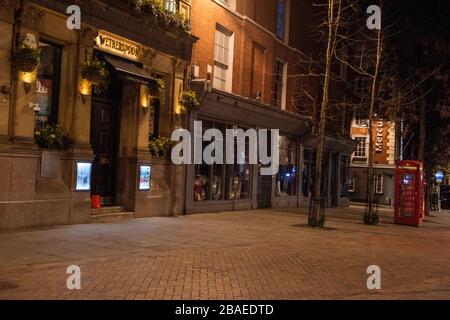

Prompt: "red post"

[91,195,101,209]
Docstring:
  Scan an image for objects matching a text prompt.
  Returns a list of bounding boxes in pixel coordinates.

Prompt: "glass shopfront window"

[194,121,225,202]
[302,149,315,198]
[226,125,251,200]
[193,122,252,202]
[35,41,62,129]
[226,164,250,200]
[194,163,224,201]
[340,155,350,198]
[276,136,297,197]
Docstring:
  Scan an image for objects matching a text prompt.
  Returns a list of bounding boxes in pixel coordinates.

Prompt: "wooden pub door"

[90,80,122,206]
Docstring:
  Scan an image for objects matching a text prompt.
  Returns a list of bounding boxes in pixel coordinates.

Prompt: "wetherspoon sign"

[95,31,140,61]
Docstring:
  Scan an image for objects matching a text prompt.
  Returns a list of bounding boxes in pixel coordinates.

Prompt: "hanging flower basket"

[128,0,191,33]
[34,125,72,150]
[149,136,172,158]
[179,90,200,111]
[81,58,109,89]
[147,78,166,104]
[11,46,40,73]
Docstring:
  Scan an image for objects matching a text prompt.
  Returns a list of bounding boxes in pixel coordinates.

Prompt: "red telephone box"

[394,160,425,227]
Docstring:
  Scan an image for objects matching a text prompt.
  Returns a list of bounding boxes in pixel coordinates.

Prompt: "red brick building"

[184,0,354,213]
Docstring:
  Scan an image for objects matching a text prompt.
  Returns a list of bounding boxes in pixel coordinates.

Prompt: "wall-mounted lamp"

[79,78,91,104]
[19,71,36,94]
[140,83,151,113]
[175,101,184,116]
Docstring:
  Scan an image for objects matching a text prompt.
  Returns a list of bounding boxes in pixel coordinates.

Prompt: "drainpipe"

[8,0,25,140]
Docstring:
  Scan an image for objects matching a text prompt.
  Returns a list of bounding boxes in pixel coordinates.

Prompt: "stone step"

[91,206,124,215]
[90,211,135,224]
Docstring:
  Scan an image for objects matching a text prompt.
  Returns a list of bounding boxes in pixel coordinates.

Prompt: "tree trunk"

[418,96,426,163]
[309,0,335,227]
[364,2,383,225]
[418,93,429,215]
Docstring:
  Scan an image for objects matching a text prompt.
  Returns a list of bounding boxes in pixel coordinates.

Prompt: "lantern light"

[19,71,36,94]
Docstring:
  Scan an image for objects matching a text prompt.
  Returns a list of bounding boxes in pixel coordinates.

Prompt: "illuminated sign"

[95,31,140,61]
[435,171,444,183]
[375,121,383,153]
[139,165,152,191]
[76,162,92,191]
[399,166,417,171]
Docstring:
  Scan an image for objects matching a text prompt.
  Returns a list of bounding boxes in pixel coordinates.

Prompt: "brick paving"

[0,206,450,300]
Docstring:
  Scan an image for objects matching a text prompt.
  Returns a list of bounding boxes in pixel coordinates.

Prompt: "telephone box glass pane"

[399,174,415,217]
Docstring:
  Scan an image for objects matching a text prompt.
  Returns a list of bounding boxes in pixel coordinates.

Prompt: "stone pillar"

[11,4,44,144]
[71,26,98,148]
[0,1,16,141]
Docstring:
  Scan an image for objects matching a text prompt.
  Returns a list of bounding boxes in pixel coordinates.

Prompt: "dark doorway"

[330,153,339,207]
[257,168,272,208]
[90,65,122,206]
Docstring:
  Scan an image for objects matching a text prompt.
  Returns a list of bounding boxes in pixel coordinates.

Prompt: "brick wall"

[190,0,314,113]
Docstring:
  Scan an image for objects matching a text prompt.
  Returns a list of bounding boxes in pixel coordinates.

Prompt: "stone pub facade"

[0,0,196,230]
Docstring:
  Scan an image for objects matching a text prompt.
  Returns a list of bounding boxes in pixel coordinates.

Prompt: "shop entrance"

[257,170,272,208]
[90,73,122,206]
[330,153,339,207]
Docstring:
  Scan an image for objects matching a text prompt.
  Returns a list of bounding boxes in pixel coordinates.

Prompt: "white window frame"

[213,25,234,93]
[353,135,369,160]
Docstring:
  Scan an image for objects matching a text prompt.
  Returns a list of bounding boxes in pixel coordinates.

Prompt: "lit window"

[164,0,178,13]
[35,41,62,129]
[354,137,367,158]
[276,136,297,197]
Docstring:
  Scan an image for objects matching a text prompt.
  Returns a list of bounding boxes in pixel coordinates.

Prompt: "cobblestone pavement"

[0,206,449,300]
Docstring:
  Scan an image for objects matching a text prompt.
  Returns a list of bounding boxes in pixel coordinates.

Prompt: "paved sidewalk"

[0,206,449,300]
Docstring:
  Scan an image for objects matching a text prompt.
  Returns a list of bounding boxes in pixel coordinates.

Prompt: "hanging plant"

[11,46,40,73]
[34,125,72,150]
[179,90,200,111]
[147,78,166,105]
[149,136,172,158]
[128,0,191,33]
[81,58,109,89]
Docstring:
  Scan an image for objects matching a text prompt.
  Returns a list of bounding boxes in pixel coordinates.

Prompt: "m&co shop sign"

[95,31,140,61]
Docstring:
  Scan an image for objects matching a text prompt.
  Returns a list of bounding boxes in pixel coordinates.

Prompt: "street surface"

[0,205,449,300]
